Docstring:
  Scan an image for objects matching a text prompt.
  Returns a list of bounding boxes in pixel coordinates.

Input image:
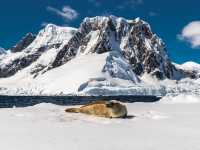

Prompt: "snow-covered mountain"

[10,33,36,53]
[175,61,200,76]
[52,16,177,79]
[0,24,77,78]
[0,47,6,55]
[0,16,199,96]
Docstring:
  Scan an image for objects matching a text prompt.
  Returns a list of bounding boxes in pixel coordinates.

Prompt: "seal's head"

[106,101,127,118]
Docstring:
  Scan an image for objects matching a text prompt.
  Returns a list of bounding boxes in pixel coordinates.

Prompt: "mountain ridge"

[0,47,6,55]
[0,15,199,96]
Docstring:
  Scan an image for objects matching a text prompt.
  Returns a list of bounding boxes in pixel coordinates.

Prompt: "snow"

[0,51,25,67]
[1,95,200,150]
[135,17,140,22]
[160,94,200,104]
[0,19,199,96]
[26,24,77,50]
[0,47,6,55]
[0,53,105,94]
[33,53,107,94]
[0,59,200,96]
[0,24,77,69]
[0,51,142,95]
[176,61,200,73]
[78,30,100,55]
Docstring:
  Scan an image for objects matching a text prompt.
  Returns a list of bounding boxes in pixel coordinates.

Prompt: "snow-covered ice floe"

[160,94,200,104]
[0,94,200,150]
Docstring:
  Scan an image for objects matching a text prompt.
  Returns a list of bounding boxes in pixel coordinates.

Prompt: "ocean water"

[0,95,161,108]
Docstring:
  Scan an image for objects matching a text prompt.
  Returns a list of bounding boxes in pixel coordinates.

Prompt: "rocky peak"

[0,24,77,78]
[52,16,176,79]
[36,24,77,47]
[0,16,195,80]
[79,16,179,79]
[11,33,36,53]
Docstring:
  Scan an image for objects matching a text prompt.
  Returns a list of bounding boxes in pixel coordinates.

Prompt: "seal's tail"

[65,108,80,113]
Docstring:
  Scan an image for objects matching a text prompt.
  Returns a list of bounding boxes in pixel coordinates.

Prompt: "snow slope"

[0,24,77,68]
[27,24,77,50]
[1,95,200,150]
[0,51,200,96]
[161,94,200,104]
[0,25,78,82]
[176,61,200,74]
[0,47,6,55]
[0,51,140,95]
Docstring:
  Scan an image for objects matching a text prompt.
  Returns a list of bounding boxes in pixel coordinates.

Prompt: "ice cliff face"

[0,16,199,95]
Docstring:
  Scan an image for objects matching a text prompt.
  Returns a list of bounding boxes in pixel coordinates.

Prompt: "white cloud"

[178,21,200,48]
[47,6,78,22]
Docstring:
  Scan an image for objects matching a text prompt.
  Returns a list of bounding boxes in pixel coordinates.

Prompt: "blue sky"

[0,0,200,63]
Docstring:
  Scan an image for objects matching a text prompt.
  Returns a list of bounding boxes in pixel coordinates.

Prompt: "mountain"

[0,47,6,55]
[51,16,176,79]
[175,61,200,77]
[0,24,77,78]
[10,33,36,53]
[177,61,200,72]
[0,16,199,96]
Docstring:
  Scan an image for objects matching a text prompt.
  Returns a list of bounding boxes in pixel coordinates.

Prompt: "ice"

[175,61,200,74]
[1,95,200,150]
[160,94,200,104]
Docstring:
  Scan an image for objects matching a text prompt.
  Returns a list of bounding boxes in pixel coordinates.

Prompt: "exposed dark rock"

[11,33,36,53]
[0,44,58,78]
[0,16,198,81]
[51,32,83,68]
[0,53,39,78]
[177,68,199,79]
[51,16,177,80]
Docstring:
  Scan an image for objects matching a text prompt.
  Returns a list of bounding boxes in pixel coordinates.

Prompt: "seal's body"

[65,101,127,118]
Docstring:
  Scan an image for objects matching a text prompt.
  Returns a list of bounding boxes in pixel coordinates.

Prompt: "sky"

[0,0,200,63]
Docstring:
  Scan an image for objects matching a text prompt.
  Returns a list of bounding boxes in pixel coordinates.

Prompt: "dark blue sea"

[0,95,161,108]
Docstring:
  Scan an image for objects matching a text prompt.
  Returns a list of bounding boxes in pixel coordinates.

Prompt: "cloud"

[46,6,78,22]
[178,21,200,48]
